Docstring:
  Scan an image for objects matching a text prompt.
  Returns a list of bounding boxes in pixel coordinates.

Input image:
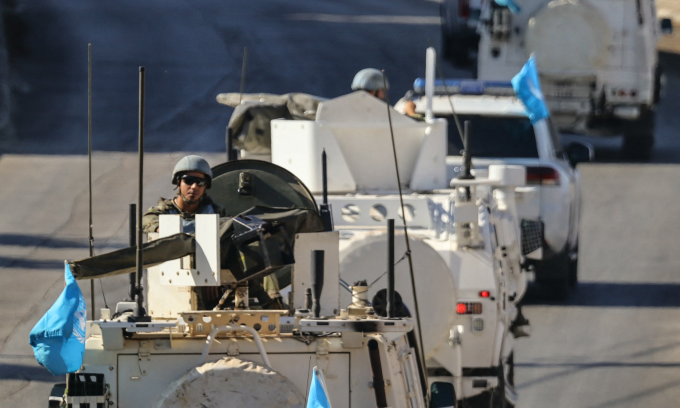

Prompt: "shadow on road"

[517,361,680,368]
[0,363,58,383]
[524,281,680,307]
[0,258,62,270]
[0,234,87,249]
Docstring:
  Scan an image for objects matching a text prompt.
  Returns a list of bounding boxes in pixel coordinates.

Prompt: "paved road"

[2,0,680,407]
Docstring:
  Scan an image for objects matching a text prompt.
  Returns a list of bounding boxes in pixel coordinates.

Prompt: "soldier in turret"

[142,155,227,234]
[142,155,284,309]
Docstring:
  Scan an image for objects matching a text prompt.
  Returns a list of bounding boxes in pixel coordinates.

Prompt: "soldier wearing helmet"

[142,155,227,234]
[351,68,422,120]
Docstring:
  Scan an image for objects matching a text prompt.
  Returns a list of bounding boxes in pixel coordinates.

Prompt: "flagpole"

[87,43,95,321]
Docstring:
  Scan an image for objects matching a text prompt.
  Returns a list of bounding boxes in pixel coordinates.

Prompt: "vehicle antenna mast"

[227,47,248,162]
[131,67,150,322]
[88,43,95,320]
[382,70,430,405]
[428,40,464,144]
[239,47,248,104]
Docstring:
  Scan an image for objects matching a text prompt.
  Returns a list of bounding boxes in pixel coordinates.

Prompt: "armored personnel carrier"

[269,88,532,406]
[48,160,427,408]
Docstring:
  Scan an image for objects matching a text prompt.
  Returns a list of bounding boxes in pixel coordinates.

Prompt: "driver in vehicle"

[142,155,227,234]
[351,68,424,120]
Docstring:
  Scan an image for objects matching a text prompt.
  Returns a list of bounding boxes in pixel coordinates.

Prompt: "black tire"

[535,250,570,300]
[491,355,515,408]
[622,110,655,161]
[653,64,663,104]
[622,132,654,161]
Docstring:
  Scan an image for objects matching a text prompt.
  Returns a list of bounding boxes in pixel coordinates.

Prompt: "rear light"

[526,166,560,186]
[457,302,483,315]
[611,88,638,98]
[459,0,470,18]
[479,290,490,298]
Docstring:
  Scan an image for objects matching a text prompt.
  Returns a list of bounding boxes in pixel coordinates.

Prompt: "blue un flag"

[512,55,550,124]
[29,263,87,375]
[495,0,521,13]
[307,367,332,408]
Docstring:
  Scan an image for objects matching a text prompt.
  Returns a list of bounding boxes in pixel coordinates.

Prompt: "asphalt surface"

[2,1,680,407]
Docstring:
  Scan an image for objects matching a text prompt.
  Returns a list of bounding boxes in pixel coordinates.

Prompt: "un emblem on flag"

[72,296,87,343]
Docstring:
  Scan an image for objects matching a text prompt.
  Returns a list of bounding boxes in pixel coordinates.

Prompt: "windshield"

[442,115,539,158]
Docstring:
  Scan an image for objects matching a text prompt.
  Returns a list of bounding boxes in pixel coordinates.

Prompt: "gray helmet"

[351,68,389,92]
[172,155,213,188]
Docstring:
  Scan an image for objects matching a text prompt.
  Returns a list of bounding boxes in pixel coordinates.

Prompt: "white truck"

[395,78,592,299]
[477,0,673,159]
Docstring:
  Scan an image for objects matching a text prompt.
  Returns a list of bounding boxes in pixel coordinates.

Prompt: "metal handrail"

[199,325,272,367]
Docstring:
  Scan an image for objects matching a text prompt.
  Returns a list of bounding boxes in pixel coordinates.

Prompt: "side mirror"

[566,142,594,167]
[661,18,673,35]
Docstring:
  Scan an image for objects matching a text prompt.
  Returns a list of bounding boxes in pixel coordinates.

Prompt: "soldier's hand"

[404,100,417,117]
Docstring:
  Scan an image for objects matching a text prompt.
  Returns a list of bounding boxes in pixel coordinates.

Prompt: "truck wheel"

[622,110,655,161]
[536,251,570,300]
[491,354,516,408]
[653,64,663,104]
[622,132,654,161]
[153,358,305,408]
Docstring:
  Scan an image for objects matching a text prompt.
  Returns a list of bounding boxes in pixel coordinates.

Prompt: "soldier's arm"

[142,206,163,233]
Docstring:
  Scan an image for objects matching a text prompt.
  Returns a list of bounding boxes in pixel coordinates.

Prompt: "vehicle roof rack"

[413,78,515,97]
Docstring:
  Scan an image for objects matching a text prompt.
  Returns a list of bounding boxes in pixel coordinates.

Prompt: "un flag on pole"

[29,263,87,375]
[307,367,332,408]
[512,54,550,124]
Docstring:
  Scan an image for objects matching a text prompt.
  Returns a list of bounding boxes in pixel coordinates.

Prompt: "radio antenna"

[238,47,248,104]
[428,39,464,144]
[381,70,429,404]
[131,66,150,322]
[87,44,96,320]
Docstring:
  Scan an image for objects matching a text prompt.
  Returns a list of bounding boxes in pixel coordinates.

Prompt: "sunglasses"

[181,175,208,187]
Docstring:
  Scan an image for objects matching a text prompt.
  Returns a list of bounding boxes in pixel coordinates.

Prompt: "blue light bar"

[413,78,514,96]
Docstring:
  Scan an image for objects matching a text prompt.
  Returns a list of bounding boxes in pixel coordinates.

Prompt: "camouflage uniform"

[142,195,227,234]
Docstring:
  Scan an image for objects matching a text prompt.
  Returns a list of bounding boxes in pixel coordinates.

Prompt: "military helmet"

[172,155,213,188]
[351,68,389,92]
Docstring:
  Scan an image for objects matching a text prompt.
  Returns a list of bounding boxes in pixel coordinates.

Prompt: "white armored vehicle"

[49,160,429,408]
[270,88,531,406]
[477,0,673,159]
[47,149,528,407]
